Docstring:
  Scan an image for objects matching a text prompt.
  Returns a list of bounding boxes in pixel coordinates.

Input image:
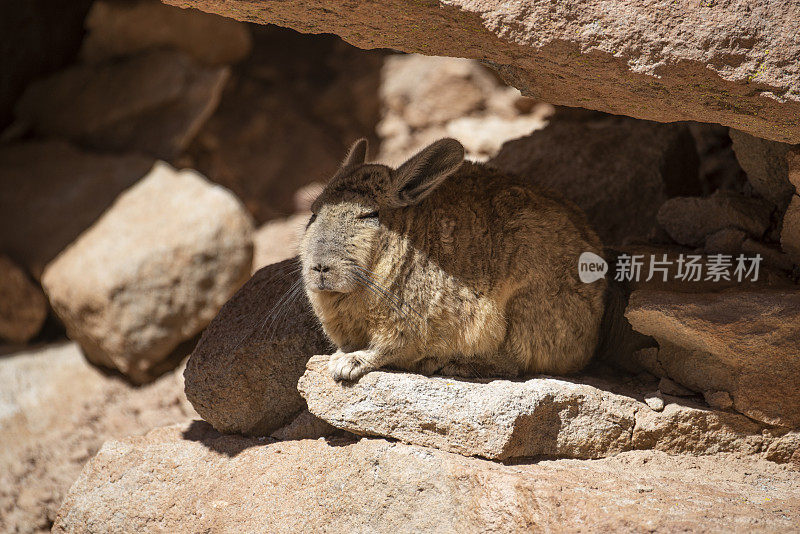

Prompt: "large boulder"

[298,355,797,461]
[490,116,700,245]
[14,49,228,159]
[53,422,800,533]
[184,258,331,436]
[42,162,254,383]
[0,343,195,533]
[0,141,154,278]
[80,0,252,65]
[625,289,800,428]
[0,256,47,344]
[165,0,800,143]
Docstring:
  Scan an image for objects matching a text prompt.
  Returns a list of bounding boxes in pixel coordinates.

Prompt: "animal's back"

[376,162,607,376]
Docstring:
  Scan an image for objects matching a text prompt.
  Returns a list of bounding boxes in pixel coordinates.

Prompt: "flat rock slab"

[299,355,798,462]
[53,423,800,533]
[166,0,800,143]
[626,289,800,428]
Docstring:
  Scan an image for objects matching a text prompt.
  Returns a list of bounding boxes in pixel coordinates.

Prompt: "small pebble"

[644,394,665,412]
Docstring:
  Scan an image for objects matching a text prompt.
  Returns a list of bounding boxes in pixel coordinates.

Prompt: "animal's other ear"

[338,138,368,173]
[391,138,464,206]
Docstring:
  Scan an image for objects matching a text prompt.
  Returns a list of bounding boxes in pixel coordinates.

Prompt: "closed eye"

[357,211,379,220]
[306,213,317,228]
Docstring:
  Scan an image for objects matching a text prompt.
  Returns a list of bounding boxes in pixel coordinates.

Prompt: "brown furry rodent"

[299,138,607,381]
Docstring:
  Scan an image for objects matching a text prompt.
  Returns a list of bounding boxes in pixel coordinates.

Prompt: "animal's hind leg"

[500,285,598,376]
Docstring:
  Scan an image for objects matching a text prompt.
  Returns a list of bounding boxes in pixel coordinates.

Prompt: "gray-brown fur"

[299,138,607,381]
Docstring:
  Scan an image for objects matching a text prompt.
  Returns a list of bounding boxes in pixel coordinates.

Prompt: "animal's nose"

[311,263,331,273]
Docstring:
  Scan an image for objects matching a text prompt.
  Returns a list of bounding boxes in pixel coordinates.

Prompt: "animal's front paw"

[328,350,375,382]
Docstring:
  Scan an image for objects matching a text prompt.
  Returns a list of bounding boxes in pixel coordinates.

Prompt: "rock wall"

[164,0,800,143]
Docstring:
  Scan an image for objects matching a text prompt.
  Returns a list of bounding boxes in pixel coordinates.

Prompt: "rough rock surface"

[657,190,773,247]
[252,212,308,271]
[270,409,343,442]
[376,54,550,164]
[782,197,800,266]
[42,162,253,384]
[781,148,800,266]
[0,343,196,533]
[299,355,796,461]
[0,141,154,278]
[184,258,331,436]
[53,423,800,533]
[166,0,800,143]
[14,49,228,159]
[0,256,47,344]
[490,115,700,245]
[729,129,795,209]
[625,289,800,427]
[81,0,252,65]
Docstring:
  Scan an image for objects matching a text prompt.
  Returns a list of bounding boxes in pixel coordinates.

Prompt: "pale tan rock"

[14,49,228,159]
[0,256,47,344]
[292,182,324,213]
[165,0,800,143]
[657,190,773,247]
[626,289,800,427]
[0,343,195,533]
[644,394,665,412]
[52,423,800,533]
[42,162,254,383]
[0,141,154,278]
[376,54,549,165]
[491,117,700,245]
[633,402,765,456]
[299,355,785,461]
[252,213,308,271]
[444,114,547,162]
[184,258,330,436]
[380,55,495,130]
[299,355,637,460]
[81,0,252,65]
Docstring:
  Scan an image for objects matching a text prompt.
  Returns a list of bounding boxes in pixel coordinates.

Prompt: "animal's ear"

[338,138,368,173]
[391,138,464,206]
